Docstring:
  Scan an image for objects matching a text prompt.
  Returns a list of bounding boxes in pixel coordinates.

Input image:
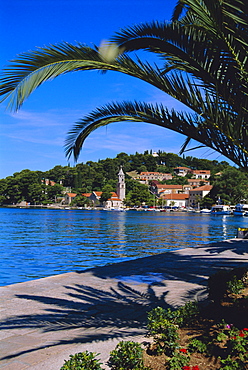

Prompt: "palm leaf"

[65,101,247,168]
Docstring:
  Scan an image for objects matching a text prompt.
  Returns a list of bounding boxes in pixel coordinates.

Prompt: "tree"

[0,1,247,169]
[46,183,64,201]
[71,195,93,207]
[209,167,248,204]
[125,182,154,207]
[99,185,113,203]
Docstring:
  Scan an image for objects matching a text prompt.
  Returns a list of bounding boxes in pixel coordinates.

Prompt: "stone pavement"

[0,239,248,369]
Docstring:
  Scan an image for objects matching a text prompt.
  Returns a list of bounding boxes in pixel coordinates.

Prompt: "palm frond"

[65,101,247,168]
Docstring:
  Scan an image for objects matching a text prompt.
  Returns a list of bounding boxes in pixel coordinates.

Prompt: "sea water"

[0,207,247,286]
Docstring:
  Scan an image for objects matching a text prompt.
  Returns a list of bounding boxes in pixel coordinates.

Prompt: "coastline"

[1,238,248,369]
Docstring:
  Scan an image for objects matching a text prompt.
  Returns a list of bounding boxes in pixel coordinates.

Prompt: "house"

[173,167,192,176]
[64,193,77,205]
[188,185,213,208]
[137,171,173,184]
[155,184,183,196]
[187,178,210,187]
[191,170,211,179]
[88,191,123,208]
[41,179,56,186]
[161,193,189,208]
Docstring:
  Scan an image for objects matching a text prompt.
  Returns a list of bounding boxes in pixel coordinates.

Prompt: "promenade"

[1,238,248,369]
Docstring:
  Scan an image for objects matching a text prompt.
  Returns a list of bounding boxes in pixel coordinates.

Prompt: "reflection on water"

[0,208,247,286]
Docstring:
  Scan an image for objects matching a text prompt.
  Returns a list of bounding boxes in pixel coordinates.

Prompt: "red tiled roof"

[190,185,213,192]
[157,184,183,189]
[192,170,211,174]
[187,179,210,184]
[67,193,77,197]
[174,167,191,170]
[140,172,163,175]
[162,194,189,200]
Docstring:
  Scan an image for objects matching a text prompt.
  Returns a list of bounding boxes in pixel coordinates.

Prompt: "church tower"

[117,166,125,201]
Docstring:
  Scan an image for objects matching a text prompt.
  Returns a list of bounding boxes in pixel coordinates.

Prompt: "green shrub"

[60,351,103,370]
[219,354,245,369]
[187,338,208,354]
[176,301,199,327]
[226,275,245,295]
[166,350,190,370]
[208,267,247,302]
[107,341,150,370]
[147,307,179,355]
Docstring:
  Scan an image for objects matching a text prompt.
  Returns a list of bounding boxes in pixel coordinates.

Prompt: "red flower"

[239,331,245,337]
[180,348,187,353]
[231,336,237,340]
[243,328,248,331]
[182,367,190,370]
[192,366,200,370]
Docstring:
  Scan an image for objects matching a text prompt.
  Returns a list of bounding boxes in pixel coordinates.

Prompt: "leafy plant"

[208,268,248,302]
[187,338,208,354]
[219,355,245,370]
[107,341,150,370]
[227,276,245,295]
[60,351,103,370]
[176,301,199,327]
[147,307,179,355]
[166,350,190,370]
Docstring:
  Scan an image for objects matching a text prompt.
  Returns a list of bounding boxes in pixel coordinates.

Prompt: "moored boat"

[233,203,248,216]
[200,208,211,214]
[210,205,231,215]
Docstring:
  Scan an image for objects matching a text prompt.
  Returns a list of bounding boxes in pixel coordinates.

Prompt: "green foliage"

[60,351,103,370]
[99,185,113,203]
[71,195,93,207]
[148,302,199,331]
[166,350,190,370]
[209,168,248,205]
[187,338,208,354]
[124,181,154,207]
[0,150,243,206]
[208,268,247,302]
[107,341,150,370]
[226,276,245,295]
[219,355,245,370]
[147,307,179,355]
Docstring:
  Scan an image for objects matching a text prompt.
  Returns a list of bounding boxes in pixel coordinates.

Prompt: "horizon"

[0,0,235,179]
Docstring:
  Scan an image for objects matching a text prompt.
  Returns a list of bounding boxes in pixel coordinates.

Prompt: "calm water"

[1,207,248,286]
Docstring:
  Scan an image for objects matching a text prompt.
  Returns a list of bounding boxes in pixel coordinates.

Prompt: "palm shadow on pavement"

[1,240,247,362]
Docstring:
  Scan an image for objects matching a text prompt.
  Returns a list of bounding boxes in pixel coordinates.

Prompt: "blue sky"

[0,0,232,179]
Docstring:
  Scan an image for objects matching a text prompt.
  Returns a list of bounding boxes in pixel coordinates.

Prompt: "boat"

[210,205,231,215]
[200,208,211,214]
[233,203,248,216]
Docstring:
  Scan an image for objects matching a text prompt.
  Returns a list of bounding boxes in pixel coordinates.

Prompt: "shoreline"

[1,239,248,369]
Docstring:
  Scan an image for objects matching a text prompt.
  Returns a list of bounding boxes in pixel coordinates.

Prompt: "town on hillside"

[1,151,247,211]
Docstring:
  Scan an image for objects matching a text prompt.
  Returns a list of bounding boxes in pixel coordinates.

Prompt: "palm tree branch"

[65,101,247,168]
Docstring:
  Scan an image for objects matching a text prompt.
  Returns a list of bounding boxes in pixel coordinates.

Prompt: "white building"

[161,193,189,208]
[188,185,213,208]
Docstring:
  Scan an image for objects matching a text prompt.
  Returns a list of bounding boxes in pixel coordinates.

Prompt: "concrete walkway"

[1,239,248,370]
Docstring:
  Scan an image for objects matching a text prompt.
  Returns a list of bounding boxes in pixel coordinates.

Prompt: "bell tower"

[117,166,125,201]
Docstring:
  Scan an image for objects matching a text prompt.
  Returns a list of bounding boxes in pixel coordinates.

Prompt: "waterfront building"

[188,185,213,208]
[161,193,189,208]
